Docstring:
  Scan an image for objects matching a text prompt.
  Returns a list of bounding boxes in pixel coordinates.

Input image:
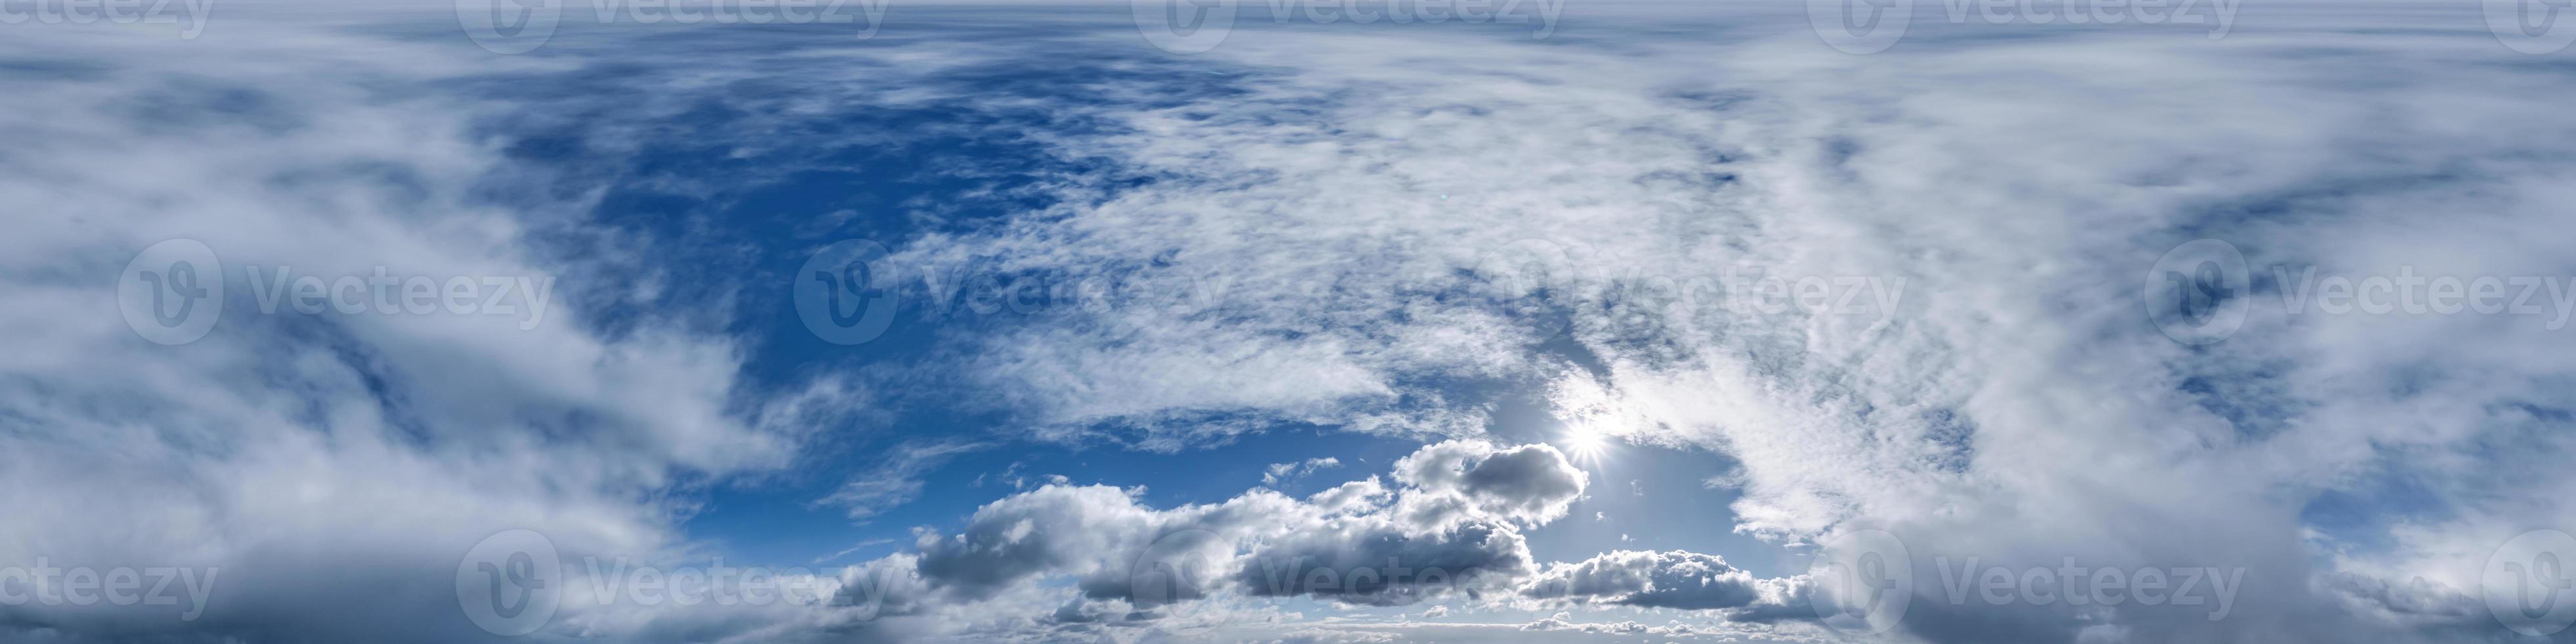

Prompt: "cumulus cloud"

[1519,550,1763,610]
[786,440,1597,638]
[1516,614,1715,639]
[1391,441,1588,528]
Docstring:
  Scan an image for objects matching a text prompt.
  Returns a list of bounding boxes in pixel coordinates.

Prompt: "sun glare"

[1551,377,1628,465]
[1561,421,1611,463]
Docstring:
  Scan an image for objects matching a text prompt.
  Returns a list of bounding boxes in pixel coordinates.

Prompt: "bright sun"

[1561,421,1610,462]
[1552,377,1626,465]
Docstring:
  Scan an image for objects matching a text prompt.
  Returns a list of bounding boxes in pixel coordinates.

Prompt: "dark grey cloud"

[1237,519,1532,606]
[1519,550,1762,610]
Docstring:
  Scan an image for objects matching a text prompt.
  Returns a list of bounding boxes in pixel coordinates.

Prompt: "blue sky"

[8,0,2576,642]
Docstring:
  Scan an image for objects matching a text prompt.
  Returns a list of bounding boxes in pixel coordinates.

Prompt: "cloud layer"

[5,1,2572,643]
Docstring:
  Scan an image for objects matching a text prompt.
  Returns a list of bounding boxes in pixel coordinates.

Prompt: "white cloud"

[861,7,2576,642]
[9,1,2571,642]
[1520,550,1762,610]
[1264,456,1345,486]
[797,440,1600,637]
[0,16,857,643]
[821,440,986,521]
